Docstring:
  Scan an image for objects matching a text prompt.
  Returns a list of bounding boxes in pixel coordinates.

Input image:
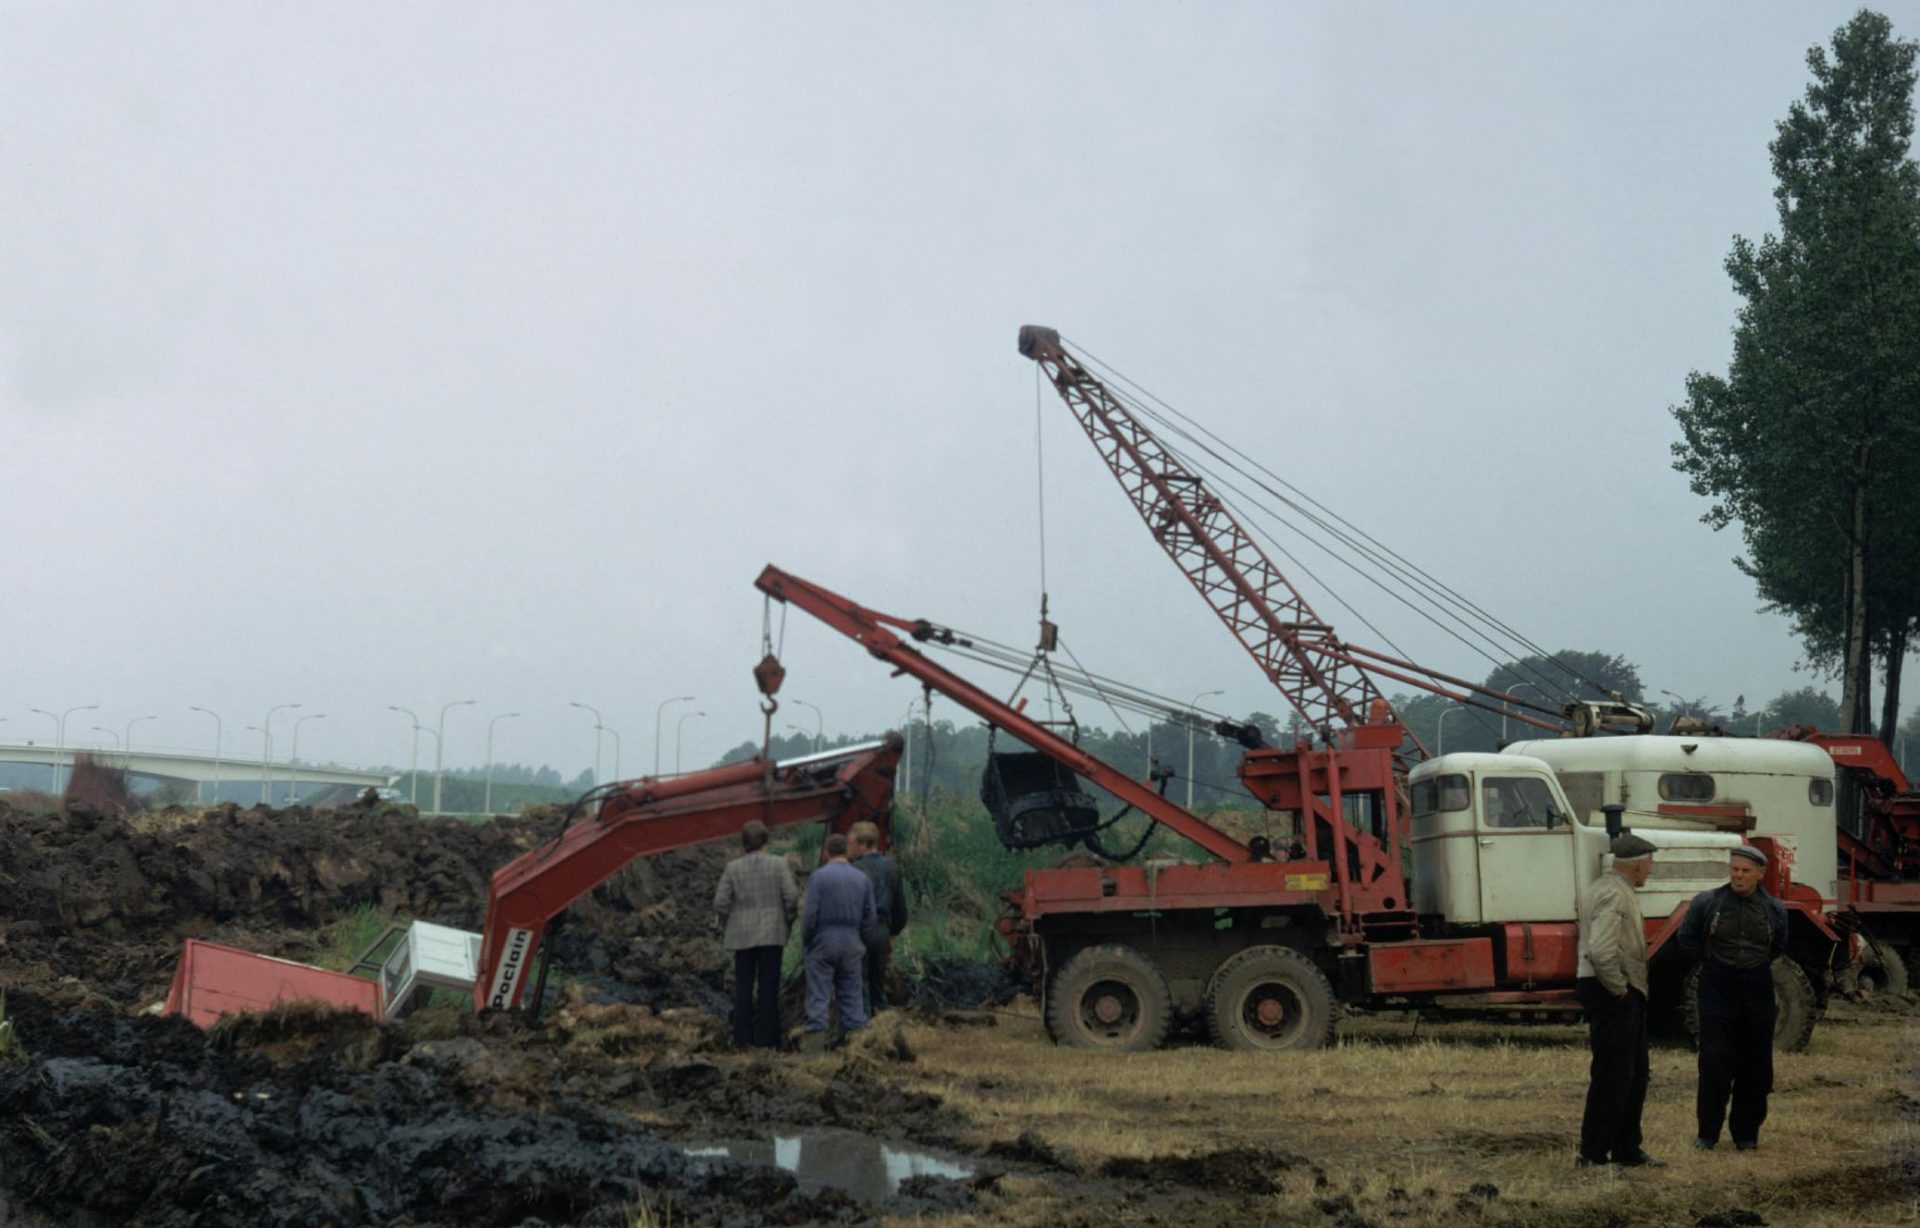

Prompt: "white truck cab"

[1409,753,1744,930]
[1501,736,1838,901]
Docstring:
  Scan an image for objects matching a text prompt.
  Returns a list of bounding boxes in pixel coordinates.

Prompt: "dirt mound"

[1098,1145,1304,1195]
[0,991,868,1227]
[0,800,735,1012]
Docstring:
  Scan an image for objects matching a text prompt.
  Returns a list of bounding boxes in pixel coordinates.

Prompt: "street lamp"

[32,703,98,795]
[1503,681,1545,744]
[900,697,925,796]
[653,695,695,776]
[91,726,120,752]
[124,714,158,758]
[1658,689,1693,719]
[791,699,824,753]
[675,710,705,775]
[27,709,57,791]
[287,713,325,804]
[1437,705,1462,755]
[189,706,222,806]
[484,712,520,815]
[433,699,475,817]
[388,706,421,804]
[603,724,622,782]
[1186,689,1224,809]
[570,701,604,783]
[260,703,300,803]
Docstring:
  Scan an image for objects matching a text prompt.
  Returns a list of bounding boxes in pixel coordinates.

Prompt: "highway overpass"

[0,743,397,803]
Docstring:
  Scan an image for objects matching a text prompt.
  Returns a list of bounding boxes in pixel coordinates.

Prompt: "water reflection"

[685,1129,972,1202]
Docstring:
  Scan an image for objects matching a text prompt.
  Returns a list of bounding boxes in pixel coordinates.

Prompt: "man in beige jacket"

[1575,832,1663,1169]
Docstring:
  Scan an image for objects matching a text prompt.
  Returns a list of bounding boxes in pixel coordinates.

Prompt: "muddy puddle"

[685,1129,976,1202]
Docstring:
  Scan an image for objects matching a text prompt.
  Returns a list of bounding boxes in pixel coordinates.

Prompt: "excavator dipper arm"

[474,737,901,1011]
[755,565,1251,863]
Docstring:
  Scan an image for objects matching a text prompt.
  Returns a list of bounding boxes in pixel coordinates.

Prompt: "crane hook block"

[754,653,786,697]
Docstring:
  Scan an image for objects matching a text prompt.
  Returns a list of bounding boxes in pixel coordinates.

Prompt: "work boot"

[1574,1155,1609,1169]
[1693,1139,1717,1150]
[798,1030,828,1056]
[1733,1141,1758,1152]
[1613,1151,1666,1168]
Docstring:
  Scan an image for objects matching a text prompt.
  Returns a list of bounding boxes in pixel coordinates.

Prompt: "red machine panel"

[164,939,382,1028]
[1501,923,1578,985]
[1020,859,1336,918]
[1367,938,1495,994]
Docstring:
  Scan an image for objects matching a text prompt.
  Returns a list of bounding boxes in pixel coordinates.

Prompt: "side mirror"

[1601,803,1624,839]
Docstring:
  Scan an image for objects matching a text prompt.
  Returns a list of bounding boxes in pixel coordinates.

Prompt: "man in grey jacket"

[1574,832,1663,1169]
[713,819,800,1049]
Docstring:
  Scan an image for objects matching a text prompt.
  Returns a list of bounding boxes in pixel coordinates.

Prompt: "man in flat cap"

[1574,832,1663,1168]
[1676,844,1788,1151]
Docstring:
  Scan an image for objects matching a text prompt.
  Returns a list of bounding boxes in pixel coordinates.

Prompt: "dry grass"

[880,999,1919,1227]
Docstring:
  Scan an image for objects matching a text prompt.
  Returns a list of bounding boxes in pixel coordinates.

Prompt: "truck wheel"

[1682,960,1818,1053]
[1204,945,1337,1052]
[1045,944,1171,1052]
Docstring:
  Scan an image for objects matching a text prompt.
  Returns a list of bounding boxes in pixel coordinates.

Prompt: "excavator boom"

[475,737,901,1011]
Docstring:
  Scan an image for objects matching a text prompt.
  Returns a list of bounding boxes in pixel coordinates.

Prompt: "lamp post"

[675,710,705,775]
[1437,705,1461,755]
[259,703,300,803]
[791,699,824,753]
[433,699,475,817]
[33,703,98,795]
[91,726,119,752]
[1186,689,1224,809]
[189,706,223,805]
[485,712,519,815]
[27,709,58,792]
[1658,689,1693,720]
[387,706,421,804]
[653,695,695,776]
[603,725,622,782]
[124,714,158,760]
[570,701,604,784]
[1502,681,1545,744]
[288,713,325,805]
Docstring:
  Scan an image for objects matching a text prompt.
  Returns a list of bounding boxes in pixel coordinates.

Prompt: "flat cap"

[1730,844,1767,867]
[1610,833,1657,859]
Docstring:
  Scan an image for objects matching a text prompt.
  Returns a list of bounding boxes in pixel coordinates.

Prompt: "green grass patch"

[314,904,408,975]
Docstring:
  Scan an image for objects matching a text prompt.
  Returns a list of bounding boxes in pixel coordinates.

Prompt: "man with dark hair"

[1574,832,1664,1169]
[849,820,909,1014]
[713,818,799,1049]
[1677,844,1789,1151]
[799,831,876,1052]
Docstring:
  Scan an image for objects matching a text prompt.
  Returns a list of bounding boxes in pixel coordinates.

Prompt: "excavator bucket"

[980,752,1101,850]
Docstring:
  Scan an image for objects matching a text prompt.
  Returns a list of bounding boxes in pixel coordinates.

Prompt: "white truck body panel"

[1503,735,1838,901]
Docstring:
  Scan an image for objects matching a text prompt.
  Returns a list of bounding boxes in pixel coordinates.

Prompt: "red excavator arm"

[475,737,901,1011]
[1780,728,1920,880]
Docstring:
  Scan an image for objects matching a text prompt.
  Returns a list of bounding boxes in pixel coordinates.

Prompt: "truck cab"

[1409,753,1744,932]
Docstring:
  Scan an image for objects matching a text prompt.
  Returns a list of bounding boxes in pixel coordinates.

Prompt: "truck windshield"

[1480,776,1561,829]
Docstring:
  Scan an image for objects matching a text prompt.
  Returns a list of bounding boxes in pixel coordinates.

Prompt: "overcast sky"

[5,3,1916,780]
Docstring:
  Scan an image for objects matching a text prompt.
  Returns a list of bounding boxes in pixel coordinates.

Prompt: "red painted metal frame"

[165,938,384,1028]
[1016,325,1562,742]
[755,565,1251,863]
[474,738,901,1011]
[1785,729,1920,881]
[1368,937,1496,993]
[1016,858,1338,919]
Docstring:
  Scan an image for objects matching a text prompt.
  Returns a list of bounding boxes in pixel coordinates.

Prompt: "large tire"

[1045,944,1172,1052]
[1203,945,1337,1052]
[1682,959,1818,1054]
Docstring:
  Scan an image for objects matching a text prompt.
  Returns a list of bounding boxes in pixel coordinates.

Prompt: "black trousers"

[1696,960,1774,1144]
[863,938,890,1014]
[1576,978,1649,1163]
[732,945,784,1049]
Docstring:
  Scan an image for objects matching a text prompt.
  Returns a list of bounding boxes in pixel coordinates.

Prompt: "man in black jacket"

[1675,845,1789,1151]
[849,821,909,1014]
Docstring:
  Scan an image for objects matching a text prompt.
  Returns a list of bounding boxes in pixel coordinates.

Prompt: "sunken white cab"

[1408,753,1744,929]
[1502,735,1839,901]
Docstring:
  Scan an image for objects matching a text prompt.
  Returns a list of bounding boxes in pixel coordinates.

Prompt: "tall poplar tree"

[1673,10,1920,737]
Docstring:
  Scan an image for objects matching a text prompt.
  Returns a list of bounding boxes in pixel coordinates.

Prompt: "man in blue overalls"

[799,831,876,1053]
[1676,844,1789,1151]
